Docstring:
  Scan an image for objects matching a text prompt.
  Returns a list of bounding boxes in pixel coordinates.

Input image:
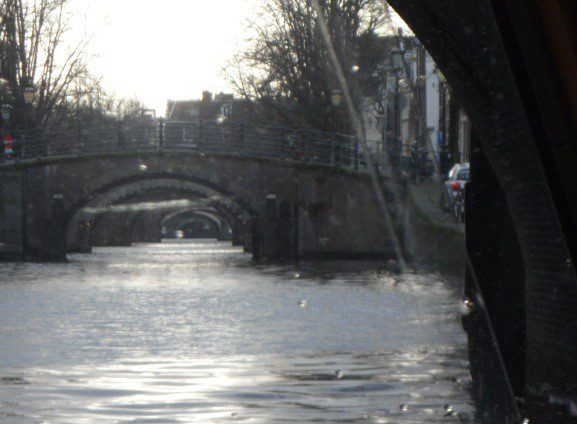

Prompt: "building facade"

[363,34,471,172]
[166,91,251,123]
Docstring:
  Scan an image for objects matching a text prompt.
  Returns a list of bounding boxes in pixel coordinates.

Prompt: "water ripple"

[0,241,475,422]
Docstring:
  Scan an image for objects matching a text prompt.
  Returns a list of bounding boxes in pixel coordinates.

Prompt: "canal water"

[0,241,475,422]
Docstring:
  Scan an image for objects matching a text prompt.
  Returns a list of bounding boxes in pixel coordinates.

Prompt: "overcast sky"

[69,0,259,116]
[68,0,408,117]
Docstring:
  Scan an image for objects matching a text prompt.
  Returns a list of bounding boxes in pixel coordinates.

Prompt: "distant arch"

[66,175,255,254]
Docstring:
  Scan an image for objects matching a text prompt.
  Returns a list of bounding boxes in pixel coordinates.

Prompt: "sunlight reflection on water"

[0,241,475,422]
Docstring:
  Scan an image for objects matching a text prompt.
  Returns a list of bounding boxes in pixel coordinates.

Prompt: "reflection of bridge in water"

[0,119,405,263]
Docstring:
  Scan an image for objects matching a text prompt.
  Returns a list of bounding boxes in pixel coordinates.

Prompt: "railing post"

[199,119,204,151]
[280,127,286,158]
[335,135,341,168]
[330,134,335,166]
[158,118,164,149]
[239,118,245,153]
[354,136,360,170]
[117,120,124,150]
[14,134,20,163]
[74,122,82,156]
[299,126,305,161]
[76,122,82,144]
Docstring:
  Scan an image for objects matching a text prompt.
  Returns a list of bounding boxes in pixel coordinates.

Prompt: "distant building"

[165,91,251,123]
[363,34,471,168]
[458,110,472,163]
[165,99,200,121]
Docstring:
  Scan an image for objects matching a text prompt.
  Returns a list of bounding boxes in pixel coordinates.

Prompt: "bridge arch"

[0,2,571,419]
[16,149,393,262]
[88,186,248,247]
[160,209,232,240]
[66,175,256,255]
[65,171,258,221]
[160,208,237,240]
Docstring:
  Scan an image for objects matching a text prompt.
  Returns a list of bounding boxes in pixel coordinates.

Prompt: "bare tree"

[225,0,395,133]
[115,97,148,122]
[0,0,91,137]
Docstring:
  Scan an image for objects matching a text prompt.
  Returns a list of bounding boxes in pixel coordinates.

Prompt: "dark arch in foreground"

[386,0,577,420]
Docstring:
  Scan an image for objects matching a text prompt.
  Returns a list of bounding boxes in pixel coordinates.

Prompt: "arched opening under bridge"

[65,176,254,256]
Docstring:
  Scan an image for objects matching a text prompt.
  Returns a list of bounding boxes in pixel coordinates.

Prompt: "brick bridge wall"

[0,151,405,262]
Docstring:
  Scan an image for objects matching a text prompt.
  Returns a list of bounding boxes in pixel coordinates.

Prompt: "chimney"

[202,91,212,102]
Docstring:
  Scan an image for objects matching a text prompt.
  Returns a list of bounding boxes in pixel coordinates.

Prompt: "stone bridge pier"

[127,211,163,244]
[90,210,140,247]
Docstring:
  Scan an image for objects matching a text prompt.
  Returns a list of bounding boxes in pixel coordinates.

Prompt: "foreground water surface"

[0,241,475,422]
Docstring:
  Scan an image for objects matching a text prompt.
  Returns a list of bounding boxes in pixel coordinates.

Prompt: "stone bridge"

[0,0,575,420]
[0,120,406,262]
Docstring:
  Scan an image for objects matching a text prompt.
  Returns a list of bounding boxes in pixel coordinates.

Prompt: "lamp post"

[330,88,344,164]
[390,49,405,164]
[21,81,36,131]
[372,65,388,168]
[331,88,343,133]
[20,81,37,155]
[331,88,343,107]
[22,81,37,131]
[391,49,405,73]
[0,78,11,127]
[23,85,36,105]
[1,103,12,122]
[0,78,13,161]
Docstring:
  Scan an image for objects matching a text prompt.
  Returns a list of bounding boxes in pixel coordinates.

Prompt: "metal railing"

[4,119,471,175]
[7,119,371,171]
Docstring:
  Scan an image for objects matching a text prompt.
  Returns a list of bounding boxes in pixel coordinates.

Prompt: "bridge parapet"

[0,119,406,262]
[9,119,376,171]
